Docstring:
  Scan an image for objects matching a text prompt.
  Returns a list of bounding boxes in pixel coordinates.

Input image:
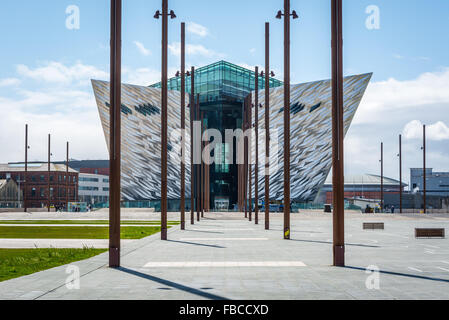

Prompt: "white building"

[78,173,109,205]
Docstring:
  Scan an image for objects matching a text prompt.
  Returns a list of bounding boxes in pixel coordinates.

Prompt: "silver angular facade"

[250,73,372,202]
[92,80,191,201]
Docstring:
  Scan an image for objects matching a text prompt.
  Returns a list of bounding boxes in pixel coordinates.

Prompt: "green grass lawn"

[0,220,180,225]
[0,226,164,239]
[0,248,107,282]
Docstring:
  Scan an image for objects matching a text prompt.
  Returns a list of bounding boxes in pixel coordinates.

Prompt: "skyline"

[0,0,448,187]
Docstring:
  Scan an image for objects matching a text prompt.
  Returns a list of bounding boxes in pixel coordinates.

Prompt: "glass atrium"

[151,61,283,210]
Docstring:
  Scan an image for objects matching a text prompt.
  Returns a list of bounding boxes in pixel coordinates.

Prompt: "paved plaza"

[0,211,448,300]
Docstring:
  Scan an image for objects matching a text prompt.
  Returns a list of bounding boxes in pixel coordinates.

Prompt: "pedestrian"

[391,205,395,214]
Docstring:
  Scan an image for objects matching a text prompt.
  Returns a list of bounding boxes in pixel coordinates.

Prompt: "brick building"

[0,163,79,209]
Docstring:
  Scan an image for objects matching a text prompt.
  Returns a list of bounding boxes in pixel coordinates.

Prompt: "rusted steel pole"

[254,67,259,225]
[24,124,28,212]
[48,134,51,212]
[381,142,384,211]
[331,0,345,267]
[196,93,201,222]
[283,0,291,240]
[190,67,195,224]
[66,142,69,211]
[248,93,252,222]
[180,22,186,230]
[201,111,204,218]
[399,134,402,213]
[244,97,248,218]
[264,23,270,230]
[160,0,169,240]
[109,0,122,267]
[423,124,426,213]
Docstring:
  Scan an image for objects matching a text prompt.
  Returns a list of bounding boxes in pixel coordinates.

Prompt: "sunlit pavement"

[0,211,448,300]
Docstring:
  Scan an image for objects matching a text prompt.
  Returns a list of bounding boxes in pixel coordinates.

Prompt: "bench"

[363,222,384,230]
[415,228,445,238]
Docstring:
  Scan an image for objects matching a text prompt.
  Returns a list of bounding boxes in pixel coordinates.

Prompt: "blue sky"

[0,0,448,186]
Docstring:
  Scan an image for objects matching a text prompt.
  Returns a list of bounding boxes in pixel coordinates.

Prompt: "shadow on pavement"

[167,239,226,249]
[345,266,449,283]
[290,238,380,248]
[118,267,228,300]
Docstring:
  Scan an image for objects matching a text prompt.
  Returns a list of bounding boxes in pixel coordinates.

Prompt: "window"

[40,175,45,182]
[103,187,109,192]
[103,178,109,183]
[31,188,36,197]
[80,177,99,182]
[79,186,99,191]
[40,188,45,198]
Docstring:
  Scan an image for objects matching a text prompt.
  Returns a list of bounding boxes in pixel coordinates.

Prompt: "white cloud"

[354,68,449,125]
[133,41,151,56]
[0,78,20,87]
[16,61,108,86]
[123,67,161,86]
[187,22,209,37]
[403,120,449,141]
[168,42,223,59]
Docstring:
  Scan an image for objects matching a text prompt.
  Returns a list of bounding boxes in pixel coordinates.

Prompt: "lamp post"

[398,134,402,213]
[380,142,384,212]
[196,93,201,222]
[276,0,298,240]
[175,22,188,230]
[261,23,273,230]
[248,93,252,222]
[200,111,205,218]
[66,142,69,211]
[422,124,426,213]
[48,134,51,212]
[109,0,122,268]
[254,67,260,225]
[331,0,345,267]
[24,124,29,212]
[190,67,195,224]
[154,0,176,240]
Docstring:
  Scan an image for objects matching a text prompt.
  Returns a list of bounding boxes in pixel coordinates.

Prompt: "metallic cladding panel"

[250,73,372,202]
[92,80,191,201]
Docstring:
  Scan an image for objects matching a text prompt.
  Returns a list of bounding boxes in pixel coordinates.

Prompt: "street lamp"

[154,0,176,240]
[24,124,30,212]
[380,142,384,212]
[109,0,122,268]
[276,0,299,240]
[397,134,402,213]
[175,22,190,231]
[331,0,345,267]
[48,134,51,212]
[261,23,275,230]
[421,124,426,213]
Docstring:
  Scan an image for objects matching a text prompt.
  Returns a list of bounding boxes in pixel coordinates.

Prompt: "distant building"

[62,160,109,176]
[410,168,449,197]
[78,173,109,205]
[0,163,79,209]
[317,174,407,204]
[0,179,22,208]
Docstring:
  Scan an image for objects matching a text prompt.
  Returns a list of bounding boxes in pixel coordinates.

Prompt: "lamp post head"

[292,10,299,19]
[169,10,177,19]
[276,11,283,19]
[154,10,161,19]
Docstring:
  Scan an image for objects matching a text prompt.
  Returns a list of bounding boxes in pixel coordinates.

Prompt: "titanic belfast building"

[92,60,371,210]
